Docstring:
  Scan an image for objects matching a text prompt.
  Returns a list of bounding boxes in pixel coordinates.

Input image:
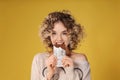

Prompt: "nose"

[56,35,62,41]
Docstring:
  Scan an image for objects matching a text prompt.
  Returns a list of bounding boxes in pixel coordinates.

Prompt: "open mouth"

[56,43,63,45]
[54,42,66,49]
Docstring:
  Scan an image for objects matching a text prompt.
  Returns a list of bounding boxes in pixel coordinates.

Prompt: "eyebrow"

[52,30,68,32]
[62,30,68,32]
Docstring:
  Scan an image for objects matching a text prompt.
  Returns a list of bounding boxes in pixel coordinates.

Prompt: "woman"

[31,10,91,80]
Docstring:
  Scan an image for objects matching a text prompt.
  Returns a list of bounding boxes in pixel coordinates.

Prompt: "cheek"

[50,36,55,45]
[64,37,70,46]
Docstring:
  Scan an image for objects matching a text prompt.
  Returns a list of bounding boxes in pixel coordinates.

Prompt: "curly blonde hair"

[40,10,84,51]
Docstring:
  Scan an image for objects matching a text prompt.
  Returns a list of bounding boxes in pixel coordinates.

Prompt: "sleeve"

[31,54,47,80]
[79,61,91,80]
[64,61,91,80]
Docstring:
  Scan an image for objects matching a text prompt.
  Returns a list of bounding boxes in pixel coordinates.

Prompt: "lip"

[57,43,63,44]
[56,42,64,45]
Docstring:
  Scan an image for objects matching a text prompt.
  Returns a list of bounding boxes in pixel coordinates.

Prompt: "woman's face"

[50,21,70,47]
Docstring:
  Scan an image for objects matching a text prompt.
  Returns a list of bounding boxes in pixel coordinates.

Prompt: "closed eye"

[62,32,68,35]
[52,32,56,35]
[62,31,68,35]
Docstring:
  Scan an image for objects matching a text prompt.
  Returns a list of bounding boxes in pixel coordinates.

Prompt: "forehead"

[53,22,67,31]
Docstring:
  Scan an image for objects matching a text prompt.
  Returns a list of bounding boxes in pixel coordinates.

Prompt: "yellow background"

[0,0,120,80]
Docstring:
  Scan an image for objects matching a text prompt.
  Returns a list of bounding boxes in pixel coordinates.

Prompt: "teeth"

[57,43,62,45]
[57,43,63,44]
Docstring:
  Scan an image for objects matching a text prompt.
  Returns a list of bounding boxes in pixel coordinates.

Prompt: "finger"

[65,64,69,67]
[49,60,57,67]
[49,55,57,62]
[46,56,57,67]
[62,56,70,61]
[62,58,73,67]
[62,60,70,67]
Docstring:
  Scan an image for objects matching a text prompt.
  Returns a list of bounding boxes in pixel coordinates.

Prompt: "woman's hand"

[46,55,57,80]
[62,56,74,67]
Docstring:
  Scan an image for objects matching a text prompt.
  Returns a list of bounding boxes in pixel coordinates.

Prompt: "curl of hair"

[39,10,84,50]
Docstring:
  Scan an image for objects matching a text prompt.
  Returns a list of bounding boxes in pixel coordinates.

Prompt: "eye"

[52,32,56,35]
[63,32,67,35]
[62,32,68,35]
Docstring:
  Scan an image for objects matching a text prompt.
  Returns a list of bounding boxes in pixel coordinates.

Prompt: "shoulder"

[34,52,49,57]
[32,52,49,62]
[71,53,90,69]
[71,52,88,62]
